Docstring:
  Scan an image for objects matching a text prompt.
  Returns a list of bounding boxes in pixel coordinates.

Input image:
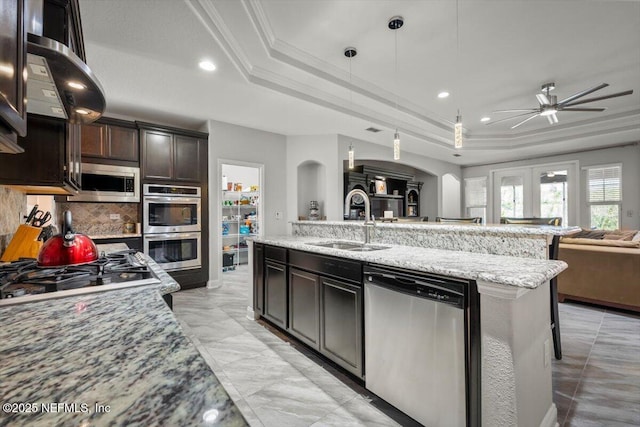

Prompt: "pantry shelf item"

[221,190,259,270]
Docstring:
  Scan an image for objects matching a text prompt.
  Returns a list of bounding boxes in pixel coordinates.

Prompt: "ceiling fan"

[487,82,633,129]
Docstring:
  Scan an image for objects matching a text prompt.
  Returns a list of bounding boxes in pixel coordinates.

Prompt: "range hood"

[25,0,105,124]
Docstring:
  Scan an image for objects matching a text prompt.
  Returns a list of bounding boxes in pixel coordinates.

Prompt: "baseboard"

[540,403,558,427]
[246,306,258,321]
[206,279,221,289]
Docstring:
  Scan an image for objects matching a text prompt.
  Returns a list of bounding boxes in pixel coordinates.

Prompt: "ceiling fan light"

[540,108,558,117]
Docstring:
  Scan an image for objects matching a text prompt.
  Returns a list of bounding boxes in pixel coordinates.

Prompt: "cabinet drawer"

[289,250,362,284]
[265,245,287,263]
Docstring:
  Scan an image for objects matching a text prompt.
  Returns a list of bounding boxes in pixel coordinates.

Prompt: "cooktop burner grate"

[0,250,154,299]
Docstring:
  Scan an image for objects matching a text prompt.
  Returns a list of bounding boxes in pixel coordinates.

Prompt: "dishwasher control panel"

[365,266,467,309]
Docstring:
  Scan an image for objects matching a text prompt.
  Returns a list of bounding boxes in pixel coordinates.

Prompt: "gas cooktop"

[0,250,160,302]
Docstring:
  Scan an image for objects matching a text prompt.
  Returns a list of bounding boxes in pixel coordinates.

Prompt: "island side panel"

[478,281,556,427]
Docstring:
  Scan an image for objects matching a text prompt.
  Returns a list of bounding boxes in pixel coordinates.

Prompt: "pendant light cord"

[456,0,460,120]
[395,25,399,131]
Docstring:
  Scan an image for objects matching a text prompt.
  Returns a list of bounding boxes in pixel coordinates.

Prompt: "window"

[586,165,621,230]
[465,177,487,224]
[500,176,523,218]
[539,170,568,225]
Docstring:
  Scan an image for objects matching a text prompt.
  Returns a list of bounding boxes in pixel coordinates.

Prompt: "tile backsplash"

[55,202,139,236]
[0,186,27,254]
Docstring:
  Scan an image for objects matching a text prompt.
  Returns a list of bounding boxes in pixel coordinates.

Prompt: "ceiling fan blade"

[561,107,606,112]
[561,90,633,107]
[511,113,540,129]
[558,83,609,105]
[485,112,538,125]
[492,109,539,113]
[547,113,558,124]
[536,93,550,105]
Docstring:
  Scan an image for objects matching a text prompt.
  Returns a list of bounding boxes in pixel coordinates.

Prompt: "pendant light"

[454,0,463,149]
[389,16,403,161]
[345,47,357,169]
[454,111,463,149]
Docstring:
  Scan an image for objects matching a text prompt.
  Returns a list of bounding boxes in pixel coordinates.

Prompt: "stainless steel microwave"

[69,163,140,202]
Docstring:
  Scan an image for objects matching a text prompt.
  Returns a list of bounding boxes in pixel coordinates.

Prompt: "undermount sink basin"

[309,241,390,252]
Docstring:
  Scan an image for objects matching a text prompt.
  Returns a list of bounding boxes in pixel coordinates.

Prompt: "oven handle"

[143,196,201,203]
[143,232,201,241]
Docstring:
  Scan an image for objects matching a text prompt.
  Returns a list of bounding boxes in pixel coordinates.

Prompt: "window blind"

[587,166,621,202]
[465,177,487,207]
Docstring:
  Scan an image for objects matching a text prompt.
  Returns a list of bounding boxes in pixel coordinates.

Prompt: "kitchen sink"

[309,241,390,252]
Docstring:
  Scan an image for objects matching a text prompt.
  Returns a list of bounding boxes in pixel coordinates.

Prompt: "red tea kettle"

[37,211,99,267]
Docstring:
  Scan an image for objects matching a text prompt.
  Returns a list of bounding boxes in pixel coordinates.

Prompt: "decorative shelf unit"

[406,181,423,217]
[222,190,259,271]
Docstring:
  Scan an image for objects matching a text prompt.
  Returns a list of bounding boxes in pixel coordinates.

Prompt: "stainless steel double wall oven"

[143,184,201,271]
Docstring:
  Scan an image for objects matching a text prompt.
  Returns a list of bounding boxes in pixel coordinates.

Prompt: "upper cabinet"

[81,119,139,163]
[139,123,207,183]
[0,0,28,154]
[0,114,81,193]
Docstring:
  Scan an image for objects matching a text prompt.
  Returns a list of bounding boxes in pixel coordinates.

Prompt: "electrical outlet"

[627,210,634,218]
[275,211,282,220]
[109,214,121,220]
[544,339,550,368]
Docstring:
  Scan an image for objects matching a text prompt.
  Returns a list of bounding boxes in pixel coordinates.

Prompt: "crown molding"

[188,0,639,155]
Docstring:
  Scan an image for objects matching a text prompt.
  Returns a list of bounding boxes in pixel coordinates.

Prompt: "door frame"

[489,160,579,225]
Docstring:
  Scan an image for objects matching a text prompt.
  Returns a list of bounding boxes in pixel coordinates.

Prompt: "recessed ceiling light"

[67,81,86,90]
[199,60,216,71]
[480,116,491,122]
[438,91,450,99]
[75,108,90,115]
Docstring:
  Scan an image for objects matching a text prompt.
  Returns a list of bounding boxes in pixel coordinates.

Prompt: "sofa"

[557,229,640,312]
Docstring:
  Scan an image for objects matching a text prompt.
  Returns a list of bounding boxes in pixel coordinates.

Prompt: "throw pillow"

[633,232,640,242]
[603,230,638,241]
[572,228,606,239]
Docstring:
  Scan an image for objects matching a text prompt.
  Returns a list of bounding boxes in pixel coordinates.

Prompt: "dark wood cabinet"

[0,0,27,153]
[140,126,206,183]
[289,268,321,350]
[254,247,364,378]
[81,120,138,163]
[406,181,423,218]
[141,129,173,180]
[264,260,288,329]
[0,114,80,193]
[254,243,265,315]
[320,277,363,377]
[174,135,201,182]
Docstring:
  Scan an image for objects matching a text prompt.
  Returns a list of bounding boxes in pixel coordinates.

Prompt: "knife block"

[1,225,43,262]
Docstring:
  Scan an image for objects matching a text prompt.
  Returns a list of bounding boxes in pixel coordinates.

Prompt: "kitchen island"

[249,228,570,427]
[0,256,247,426]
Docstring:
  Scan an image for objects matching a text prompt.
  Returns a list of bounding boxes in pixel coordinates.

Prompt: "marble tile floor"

[173,266,640,427]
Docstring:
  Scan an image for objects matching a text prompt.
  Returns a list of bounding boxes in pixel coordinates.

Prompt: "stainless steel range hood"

[25,0,105,124]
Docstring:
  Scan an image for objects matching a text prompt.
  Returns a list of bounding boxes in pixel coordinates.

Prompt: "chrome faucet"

[344,189,376,244]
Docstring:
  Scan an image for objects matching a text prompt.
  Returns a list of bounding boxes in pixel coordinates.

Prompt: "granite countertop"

[292,220,581,237]
[0,286,247,426]
[254,235,568,289]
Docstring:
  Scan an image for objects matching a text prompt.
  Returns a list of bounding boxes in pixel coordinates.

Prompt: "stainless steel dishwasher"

[364,265,480,427]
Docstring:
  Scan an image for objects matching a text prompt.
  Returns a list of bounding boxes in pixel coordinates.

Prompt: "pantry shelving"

[222,190,259,271]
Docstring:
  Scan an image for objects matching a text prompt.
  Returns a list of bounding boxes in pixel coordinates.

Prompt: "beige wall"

[0,186,27,254]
